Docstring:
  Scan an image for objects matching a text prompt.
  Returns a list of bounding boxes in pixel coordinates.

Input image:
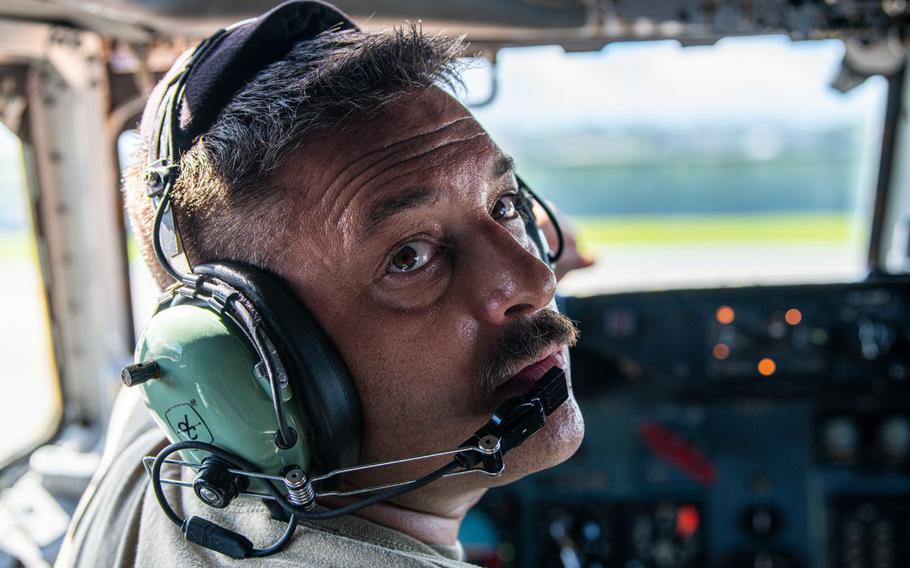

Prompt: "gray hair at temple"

[124,24,464,288]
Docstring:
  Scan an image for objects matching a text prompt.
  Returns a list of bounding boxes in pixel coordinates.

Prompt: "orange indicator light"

[757,358,776,377]
[785,308,802,326]
[713,344,730,360]
[716,306,735,325]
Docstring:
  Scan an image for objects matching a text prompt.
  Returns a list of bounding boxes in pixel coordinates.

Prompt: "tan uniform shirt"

[56,389,472,568]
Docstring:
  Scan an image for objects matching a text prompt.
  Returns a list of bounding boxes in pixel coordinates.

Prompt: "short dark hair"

[125,25,463,288]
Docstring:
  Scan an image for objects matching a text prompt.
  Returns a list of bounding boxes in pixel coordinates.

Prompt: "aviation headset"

[122,0,566,559]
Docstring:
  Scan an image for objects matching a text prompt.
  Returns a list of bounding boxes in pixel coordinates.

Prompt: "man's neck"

[319,487,486,545]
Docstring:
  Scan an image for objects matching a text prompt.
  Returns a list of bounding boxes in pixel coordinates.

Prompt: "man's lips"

[493,347,565,400]
[512,354,560,384]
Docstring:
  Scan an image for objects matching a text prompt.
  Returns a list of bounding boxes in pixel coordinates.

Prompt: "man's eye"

[492,194,519,220]
[388,241,434,274]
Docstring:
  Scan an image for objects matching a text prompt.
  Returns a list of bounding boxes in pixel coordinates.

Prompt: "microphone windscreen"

[536,367,569,415]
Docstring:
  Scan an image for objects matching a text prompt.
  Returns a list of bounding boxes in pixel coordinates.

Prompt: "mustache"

[476,309,579,396]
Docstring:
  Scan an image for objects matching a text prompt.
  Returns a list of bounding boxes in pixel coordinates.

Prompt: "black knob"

[741,505,780,538]
[821,415,860,462]
[878,415,910,462]
[120,360,160,387]
[193,458,246,509]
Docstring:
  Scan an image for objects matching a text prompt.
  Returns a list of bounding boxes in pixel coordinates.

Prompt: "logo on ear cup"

[166,403,214,443]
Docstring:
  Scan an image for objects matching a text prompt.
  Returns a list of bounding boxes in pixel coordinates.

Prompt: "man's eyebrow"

[359,156,514,243]
[361,188,436,242]
[493,154,515,179]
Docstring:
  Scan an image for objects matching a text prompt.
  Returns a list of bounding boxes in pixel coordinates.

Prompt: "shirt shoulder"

[274,521,472,568]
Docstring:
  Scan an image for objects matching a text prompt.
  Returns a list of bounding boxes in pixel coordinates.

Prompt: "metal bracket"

[144,162,180,199]
[142,439,504,509]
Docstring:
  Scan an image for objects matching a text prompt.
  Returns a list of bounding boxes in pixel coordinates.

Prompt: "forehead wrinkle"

[321,115,476,218]
[337,132,486,230]
[354,130,488,197]
[327,128,489,235]
[340,133,498,243]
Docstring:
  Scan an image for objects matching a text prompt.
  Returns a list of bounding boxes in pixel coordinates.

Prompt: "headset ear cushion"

[195,261,362,475]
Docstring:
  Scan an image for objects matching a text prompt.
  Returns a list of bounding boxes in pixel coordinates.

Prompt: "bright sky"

[465,35,887,130]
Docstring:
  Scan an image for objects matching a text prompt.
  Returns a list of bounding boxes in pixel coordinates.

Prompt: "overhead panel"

[112,0,589,28]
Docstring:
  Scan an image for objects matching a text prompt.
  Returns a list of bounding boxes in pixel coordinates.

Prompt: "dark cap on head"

[175,0,358,149]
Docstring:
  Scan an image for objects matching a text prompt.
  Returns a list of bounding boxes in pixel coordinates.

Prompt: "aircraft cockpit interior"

[1,1,909,566]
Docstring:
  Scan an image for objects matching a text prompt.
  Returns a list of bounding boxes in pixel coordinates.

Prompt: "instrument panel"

[566,279,910,400]
[461,277,910,568]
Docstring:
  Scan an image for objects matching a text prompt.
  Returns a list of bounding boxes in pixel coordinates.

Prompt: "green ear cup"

[135,303,311,474]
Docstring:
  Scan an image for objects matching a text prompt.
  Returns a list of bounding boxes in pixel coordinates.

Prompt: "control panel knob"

[821,415,860,462]
[741,505,780,538]
[857,320,895,361]
[878,415,910,462]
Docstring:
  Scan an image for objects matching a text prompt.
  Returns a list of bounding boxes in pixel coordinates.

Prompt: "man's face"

[275,88,584,498]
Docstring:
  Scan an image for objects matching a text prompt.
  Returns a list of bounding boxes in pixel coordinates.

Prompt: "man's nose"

[470,220,557,326]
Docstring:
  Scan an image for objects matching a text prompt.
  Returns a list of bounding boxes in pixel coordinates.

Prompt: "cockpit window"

[0,124,61,464]
[465,36,888,295]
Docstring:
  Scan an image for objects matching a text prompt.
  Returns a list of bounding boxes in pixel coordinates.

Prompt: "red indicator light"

[676,505,700,539]
[713,344,730,360]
